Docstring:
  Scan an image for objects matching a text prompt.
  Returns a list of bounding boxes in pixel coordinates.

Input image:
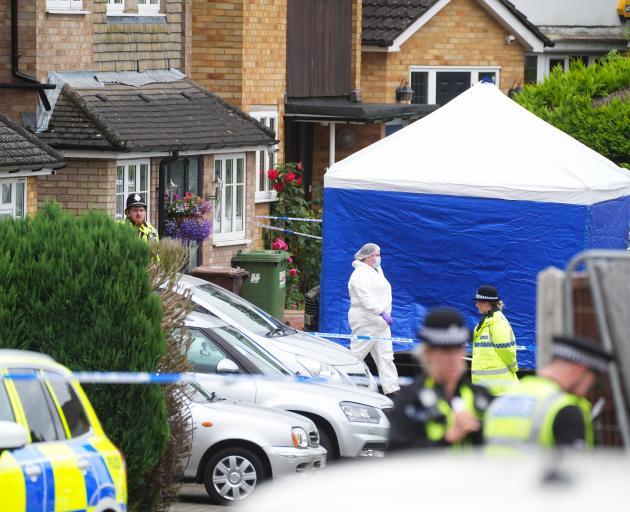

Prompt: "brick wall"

[360,51,387,103]
[27,176,38,216]
[38,159,116,216]
[191,0,244,105]
[93,0,183,72]
[35,0,93,80]
[350,0,362,92]
[361,0,525,101]
[311,123,384,192]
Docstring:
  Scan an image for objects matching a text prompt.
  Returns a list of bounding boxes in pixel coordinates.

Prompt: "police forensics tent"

[320,82,630,368]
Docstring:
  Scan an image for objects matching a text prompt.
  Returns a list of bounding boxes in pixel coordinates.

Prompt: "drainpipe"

[7,0,55,110]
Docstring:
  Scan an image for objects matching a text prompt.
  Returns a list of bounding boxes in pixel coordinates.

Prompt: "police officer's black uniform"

[387,308,493,451]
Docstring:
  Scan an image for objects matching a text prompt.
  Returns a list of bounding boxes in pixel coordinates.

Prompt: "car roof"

[176,273,211,288]
[0,349,68,372]
[185,311,232,329]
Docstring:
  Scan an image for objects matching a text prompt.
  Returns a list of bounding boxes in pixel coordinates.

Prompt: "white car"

[185,312,393,459]
[173,274,377,391]
[182,383,326,505]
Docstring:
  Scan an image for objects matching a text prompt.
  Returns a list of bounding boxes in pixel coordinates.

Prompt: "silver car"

[182,383,326,505]
[174,274,377,391]
[185,312,393,459]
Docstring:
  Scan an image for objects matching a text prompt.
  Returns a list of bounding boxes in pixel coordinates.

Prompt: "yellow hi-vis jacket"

[483,376,593,449]
[472,310,518,395]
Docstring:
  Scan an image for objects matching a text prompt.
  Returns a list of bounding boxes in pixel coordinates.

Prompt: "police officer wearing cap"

[483,336,613,449]
[472,285,519,395]
[124,193,158,242]
[387,307,493,451]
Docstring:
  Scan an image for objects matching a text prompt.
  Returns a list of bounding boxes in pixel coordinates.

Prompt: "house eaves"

[362,0,553,53]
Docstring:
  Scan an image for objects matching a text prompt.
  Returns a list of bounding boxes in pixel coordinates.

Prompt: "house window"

[138,0,160,13]
[250,111,278,202]
[0,178,26,219]
[106,0,124,13]
[410,67,500,105]
[47,0,83,10]
[115,160,150,221]
[524,55,538,84]
[214,155,246,242]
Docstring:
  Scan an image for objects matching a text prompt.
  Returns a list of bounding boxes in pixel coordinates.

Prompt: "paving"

[168,484,232,512]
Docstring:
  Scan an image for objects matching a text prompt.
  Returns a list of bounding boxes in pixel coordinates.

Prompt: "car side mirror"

[0,421,28,451]
[216,358,241,374]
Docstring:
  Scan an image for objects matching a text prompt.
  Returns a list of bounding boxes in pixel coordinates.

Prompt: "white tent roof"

[325,83,630,205]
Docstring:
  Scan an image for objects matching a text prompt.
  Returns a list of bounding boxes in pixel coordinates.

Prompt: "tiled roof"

[0,113,65,171]
[39,79,275,152]
[362,0,553,47]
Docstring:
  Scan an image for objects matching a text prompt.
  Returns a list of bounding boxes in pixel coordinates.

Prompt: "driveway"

[168,484,230,512]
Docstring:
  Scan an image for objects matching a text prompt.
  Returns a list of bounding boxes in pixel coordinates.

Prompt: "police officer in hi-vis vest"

[472,285,519,395]
[387,307,493,451]
[125,193,158,242]
[484,335,613,449]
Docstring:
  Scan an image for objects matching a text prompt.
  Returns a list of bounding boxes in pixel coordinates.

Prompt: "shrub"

[0,203,168,512]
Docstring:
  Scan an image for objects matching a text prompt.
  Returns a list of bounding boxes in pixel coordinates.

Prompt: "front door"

[160,157,203,268]
[436,72,471,106]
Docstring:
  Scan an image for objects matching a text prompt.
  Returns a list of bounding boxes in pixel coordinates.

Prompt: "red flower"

[268,169,279,180]
[185,191,193,199]
[289,268,298,277]
[284,172,296,183]
[297,161,303,171]
[273,182,284,192]
[296,177,302,186]
[287,256,293,263]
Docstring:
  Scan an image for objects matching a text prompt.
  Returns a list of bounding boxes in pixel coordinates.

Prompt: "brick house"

[0,0,275,267]
[0,112,65,218]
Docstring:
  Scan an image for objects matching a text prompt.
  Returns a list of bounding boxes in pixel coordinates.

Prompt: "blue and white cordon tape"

[256,222,322,240]
[256,215,322,223]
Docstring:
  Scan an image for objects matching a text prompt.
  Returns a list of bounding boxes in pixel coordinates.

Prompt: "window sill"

[107,12,165,16]
[255,195,279,204]
[213,238,251,248]
[46,9,90,15]
[107,13,166,23]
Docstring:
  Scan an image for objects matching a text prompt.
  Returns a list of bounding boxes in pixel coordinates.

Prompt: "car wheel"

[317,427,338,461]
[203,447,265,505]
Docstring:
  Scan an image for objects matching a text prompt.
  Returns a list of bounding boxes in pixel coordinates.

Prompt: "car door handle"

[77,459,90,472]
[25,464,42,480]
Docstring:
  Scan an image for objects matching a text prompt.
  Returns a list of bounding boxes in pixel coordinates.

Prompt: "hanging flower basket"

[164,192,212,243]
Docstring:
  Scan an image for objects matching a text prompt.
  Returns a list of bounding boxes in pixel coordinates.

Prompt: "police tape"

[305,331,528,351]
[256,223,322,240]
[256,215,322,223]
[0,370,413,387]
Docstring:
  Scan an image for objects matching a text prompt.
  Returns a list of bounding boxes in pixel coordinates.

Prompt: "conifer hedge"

[0,203,168,512]
[515,52,630,168]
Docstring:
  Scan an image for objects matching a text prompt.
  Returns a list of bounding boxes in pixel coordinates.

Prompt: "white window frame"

[0,178,27,219]
[409,66,501,105]
[213,154,246,243]
[250,110,278,203]
[115,159,151,222]
[47,0,83,11]
[106,0,124,14]
[138,0,161,14]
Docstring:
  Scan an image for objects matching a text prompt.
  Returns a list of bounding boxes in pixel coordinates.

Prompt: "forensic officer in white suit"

[348,243,400,398]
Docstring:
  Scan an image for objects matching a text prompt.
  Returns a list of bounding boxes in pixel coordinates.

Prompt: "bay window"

[214,155,246,242]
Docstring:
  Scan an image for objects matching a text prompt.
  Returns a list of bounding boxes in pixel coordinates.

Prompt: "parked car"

[181,382,326,505]
[184,312,393,460]
[0,350,126,512]
[172,274,377,391]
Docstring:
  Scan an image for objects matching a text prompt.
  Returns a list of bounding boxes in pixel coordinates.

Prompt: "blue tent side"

[321,188,602,369]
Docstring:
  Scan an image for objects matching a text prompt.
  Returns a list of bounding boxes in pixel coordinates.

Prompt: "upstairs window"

[138,0,160,14]
[47,0,83,11]
[106,0,124,14]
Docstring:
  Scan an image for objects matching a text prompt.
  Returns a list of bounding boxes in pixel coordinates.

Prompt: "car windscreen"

[195,283,286,336]
[213,326,291,376]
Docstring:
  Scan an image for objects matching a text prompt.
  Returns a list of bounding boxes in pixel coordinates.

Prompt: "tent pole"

[329,122,336,168]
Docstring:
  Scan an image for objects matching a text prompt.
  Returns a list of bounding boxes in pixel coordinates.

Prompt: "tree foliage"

[0,203,168,512]
[515,52,630,167]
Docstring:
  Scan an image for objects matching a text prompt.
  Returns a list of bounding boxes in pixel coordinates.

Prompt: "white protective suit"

[348,260,399,394]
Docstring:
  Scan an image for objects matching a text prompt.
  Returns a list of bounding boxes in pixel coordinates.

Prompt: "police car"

[0,350,127,512]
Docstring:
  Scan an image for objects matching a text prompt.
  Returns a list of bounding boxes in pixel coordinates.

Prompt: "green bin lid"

[231,250,289,263]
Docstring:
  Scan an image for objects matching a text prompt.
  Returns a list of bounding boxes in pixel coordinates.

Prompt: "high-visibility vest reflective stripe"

[472,310,518,395]
[483,376,593,448]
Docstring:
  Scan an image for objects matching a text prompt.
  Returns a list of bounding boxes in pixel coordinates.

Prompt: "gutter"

[0,0,56,110]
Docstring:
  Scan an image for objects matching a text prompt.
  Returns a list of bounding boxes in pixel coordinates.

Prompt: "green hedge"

[0,203,168,512]
[515,52,630,167]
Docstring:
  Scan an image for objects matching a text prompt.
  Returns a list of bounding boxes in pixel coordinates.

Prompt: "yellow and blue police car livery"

[0,350,127,512]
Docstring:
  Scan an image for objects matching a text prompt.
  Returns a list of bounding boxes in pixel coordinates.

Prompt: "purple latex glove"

[380,311,393,326]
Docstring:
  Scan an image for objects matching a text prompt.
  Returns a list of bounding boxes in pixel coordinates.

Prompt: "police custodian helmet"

[125,193,147,211]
